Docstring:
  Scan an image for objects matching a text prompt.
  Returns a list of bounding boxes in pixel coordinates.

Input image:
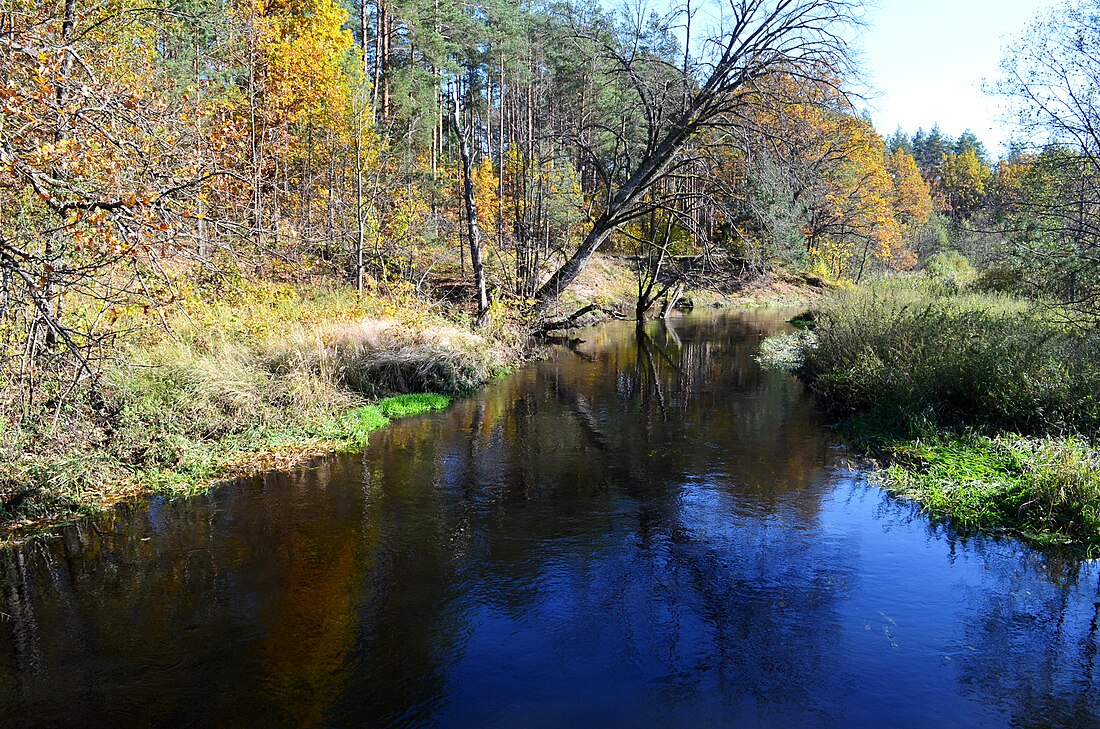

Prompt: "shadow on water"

[0,310,1098,728]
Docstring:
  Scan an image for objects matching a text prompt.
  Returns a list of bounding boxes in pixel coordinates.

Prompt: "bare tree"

[531,0,861,316]
[995,0,1100,322]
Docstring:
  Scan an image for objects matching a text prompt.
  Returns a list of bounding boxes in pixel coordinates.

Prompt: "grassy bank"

[763,280,1100,552]
[0,281,523,544]
[0,252,815,544]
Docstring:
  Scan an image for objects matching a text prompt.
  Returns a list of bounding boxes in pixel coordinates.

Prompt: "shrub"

[923,250,976,287]
[756,330,817,370]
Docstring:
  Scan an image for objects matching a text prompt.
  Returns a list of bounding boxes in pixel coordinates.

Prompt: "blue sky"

[856,0,1056,155]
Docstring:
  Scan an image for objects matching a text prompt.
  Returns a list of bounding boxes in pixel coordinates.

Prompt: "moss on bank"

[762,280,1100,553]
[314,393,453,446]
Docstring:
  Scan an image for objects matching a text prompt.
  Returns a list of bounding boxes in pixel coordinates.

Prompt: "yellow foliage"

[472,158,501,231]
[887,150,934,229]
[817,116,904,272]
[258,0,354,129]
[736,75,917,277]
[941,149,992,218]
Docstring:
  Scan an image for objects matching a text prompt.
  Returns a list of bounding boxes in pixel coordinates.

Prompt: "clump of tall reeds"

[765,279,1100,551]
[798,283,1100,434]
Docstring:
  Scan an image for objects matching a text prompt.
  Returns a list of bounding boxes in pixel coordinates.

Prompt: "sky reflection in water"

[1,310,1098,728]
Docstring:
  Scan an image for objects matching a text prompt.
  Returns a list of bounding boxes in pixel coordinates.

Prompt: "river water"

[1,310,1098,728]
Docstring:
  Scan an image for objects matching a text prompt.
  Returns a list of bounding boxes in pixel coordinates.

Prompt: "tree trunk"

[451,87,490,325]
[660,284,684,319]
[354,97,367,298]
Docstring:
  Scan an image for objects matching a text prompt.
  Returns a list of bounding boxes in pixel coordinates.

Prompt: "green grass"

[763,279,1100,551]
[312,394,452,447]
[875,431,1100,553]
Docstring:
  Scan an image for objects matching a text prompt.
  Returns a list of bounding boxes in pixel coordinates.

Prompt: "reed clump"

[768,280,1100,551]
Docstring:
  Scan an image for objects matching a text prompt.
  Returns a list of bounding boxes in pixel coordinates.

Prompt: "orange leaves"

[0,0,215,288]
[887,150,933,229]
[725,74,922,276]
[811,114,905,271]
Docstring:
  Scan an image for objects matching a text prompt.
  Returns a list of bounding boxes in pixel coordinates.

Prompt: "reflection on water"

[0,310,1098,728]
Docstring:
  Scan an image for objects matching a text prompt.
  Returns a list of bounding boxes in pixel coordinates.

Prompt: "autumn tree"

[886,148,937,262]
[940,149,991,222]
[528,0,863,315]
[707,75,914,281]
[0,0,210,405]
[809,117,903,280]
[886,149,933,231]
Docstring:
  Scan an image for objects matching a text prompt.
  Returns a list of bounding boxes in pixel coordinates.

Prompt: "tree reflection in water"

[0,310,1097,728]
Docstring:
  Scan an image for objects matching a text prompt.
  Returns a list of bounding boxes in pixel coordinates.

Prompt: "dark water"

[2,310,1099,728]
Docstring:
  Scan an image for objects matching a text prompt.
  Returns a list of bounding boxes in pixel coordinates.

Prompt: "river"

[1,310,1098,727]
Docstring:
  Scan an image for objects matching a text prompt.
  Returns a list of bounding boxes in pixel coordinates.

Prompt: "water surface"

[2,310,1098,727]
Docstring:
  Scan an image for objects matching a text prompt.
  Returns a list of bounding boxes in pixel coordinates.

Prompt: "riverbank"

[0,280,525,545]
[552,256,826,326]
[762,280,1100,553]
[0,254,826,546]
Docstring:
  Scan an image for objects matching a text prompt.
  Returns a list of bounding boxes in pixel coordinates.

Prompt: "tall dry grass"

[0,283,522,531]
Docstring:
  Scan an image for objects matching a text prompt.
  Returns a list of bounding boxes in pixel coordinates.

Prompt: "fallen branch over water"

[539,304,625,333]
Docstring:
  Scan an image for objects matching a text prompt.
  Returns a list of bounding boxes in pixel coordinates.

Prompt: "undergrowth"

[0,281,520,540]
[764,279,1100,552]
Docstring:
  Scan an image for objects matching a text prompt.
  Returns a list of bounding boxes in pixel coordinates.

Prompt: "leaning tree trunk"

[659,283,684,319]
[451,87,490,325]
[531,121,693,318]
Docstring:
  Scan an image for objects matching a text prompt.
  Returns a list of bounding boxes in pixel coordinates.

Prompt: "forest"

[2,0,1100,545]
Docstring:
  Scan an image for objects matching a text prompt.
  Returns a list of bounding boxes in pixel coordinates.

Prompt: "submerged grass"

[765,278,1100,552]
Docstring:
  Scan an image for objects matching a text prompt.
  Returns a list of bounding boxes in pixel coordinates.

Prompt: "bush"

[923,250,976,287]
[756,330,817,370]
